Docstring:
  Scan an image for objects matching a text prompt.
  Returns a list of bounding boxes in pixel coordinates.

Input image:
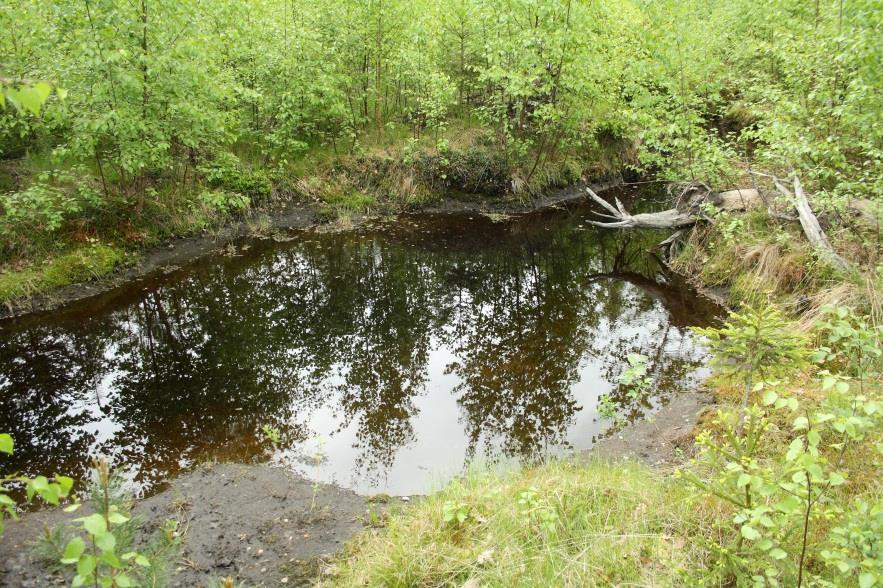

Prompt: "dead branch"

[585,188,696,229]
[584,186,761,230]
[750,171,850,271]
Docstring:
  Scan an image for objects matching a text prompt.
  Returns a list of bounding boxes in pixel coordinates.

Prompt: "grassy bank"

[324,460,712,586]
[670,204,882,323]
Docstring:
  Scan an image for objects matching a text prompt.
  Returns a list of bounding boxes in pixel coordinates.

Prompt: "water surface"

[0,190,719,495]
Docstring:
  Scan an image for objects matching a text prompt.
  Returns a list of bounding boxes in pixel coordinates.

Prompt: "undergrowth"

[670,206,883,323]
[322,460,712,587]
[0,120,619,306]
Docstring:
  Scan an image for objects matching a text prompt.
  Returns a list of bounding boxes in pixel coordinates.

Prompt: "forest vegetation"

[1,0,882,586]
[1,0,879,303]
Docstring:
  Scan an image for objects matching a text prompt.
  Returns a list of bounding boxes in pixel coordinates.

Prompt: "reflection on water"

[0,191,719,495]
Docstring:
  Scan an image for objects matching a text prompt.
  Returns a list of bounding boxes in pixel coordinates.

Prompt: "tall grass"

[323,460,717,587]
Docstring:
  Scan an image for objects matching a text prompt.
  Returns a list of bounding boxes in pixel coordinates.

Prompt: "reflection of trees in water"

[0,209,717,491]
[441,224,711,460]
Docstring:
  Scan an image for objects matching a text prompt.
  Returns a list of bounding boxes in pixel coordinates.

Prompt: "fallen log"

[585,188,696,228]
[751,172,850,272]
[585,185,761,229]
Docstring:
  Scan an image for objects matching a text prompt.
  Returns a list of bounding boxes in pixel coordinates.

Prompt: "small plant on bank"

[597,353,652,426]
[45,458,183,588]
[442,500,470,527]
[692,306,809,429]
[261,424,281,446]
[680,305,882,586]
[0,433,74,537]
[516,487,559,533]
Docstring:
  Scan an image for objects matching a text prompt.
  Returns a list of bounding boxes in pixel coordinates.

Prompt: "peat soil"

[0,463,401,587]
[590,389,714,466]
[0,180,618,320]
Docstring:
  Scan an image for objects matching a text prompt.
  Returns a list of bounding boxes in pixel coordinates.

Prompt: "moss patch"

[0,243,125,304]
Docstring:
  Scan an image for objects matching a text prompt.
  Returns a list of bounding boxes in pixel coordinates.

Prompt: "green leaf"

[786,438,804,461]
[0,434,12,454]
[769,548,787,560]
[31,475,49,493]
[76,553,96,577]
[775,495,802,514]
[100,549,122,568]
[134,554,151,567]
[859,573,875,588]
[828,472,846,486]
[40,483,60,505]
[740,525,761,540]
[9,86,44,116]
[55,475,74,495]
[61,537,86,564]
[81,513,107,536]
[33,82,52,105]
[114,574,135,588]
[762,390,778,405]
[106,509,129,524]
[95,530,116,552]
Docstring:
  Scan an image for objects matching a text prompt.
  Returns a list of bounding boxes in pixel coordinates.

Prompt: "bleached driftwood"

[585,188,696,229]
[585,185,761,230]
[752,172,850,272]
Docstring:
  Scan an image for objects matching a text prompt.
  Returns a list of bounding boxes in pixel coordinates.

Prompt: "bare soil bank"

[0,391,714,586]
[0,181,618,321]
[0,462,400,587]
[590,389,714,466]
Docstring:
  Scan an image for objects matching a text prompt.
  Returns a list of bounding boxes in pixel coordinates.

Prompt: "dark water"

[0,190,719,496]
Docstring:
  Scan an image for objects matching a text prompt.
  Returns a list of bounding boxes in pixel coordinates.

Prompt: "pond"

[0,188,720,496]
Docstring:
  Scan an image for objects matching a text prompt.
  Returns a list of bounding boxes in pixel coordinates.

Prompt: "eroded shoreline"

[1,181,623,322]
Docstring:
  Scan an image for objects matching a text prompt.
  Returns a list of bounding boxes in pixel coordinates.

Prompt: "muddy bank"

[0,462,400,587]
[0,393,715,586]
[0,181,618,321]
[589,389,714,466]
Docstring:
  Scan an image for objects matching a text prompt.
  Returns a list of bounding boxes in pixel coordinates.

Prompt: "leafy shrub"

[0,433,74,537]
[681,305,882,586]
[198,153,271,201]
[197,190,251,215]
[0,167,103,258]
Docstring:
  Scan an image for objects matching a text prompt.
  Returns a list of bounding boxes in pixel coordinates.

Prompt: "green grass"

[0,243,125,304]
[322,460,714,587]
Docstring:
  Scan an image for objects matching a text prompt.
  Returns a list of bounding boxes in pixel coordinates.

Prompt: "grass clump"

[0,243,125,304]
[322,460,712,587]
